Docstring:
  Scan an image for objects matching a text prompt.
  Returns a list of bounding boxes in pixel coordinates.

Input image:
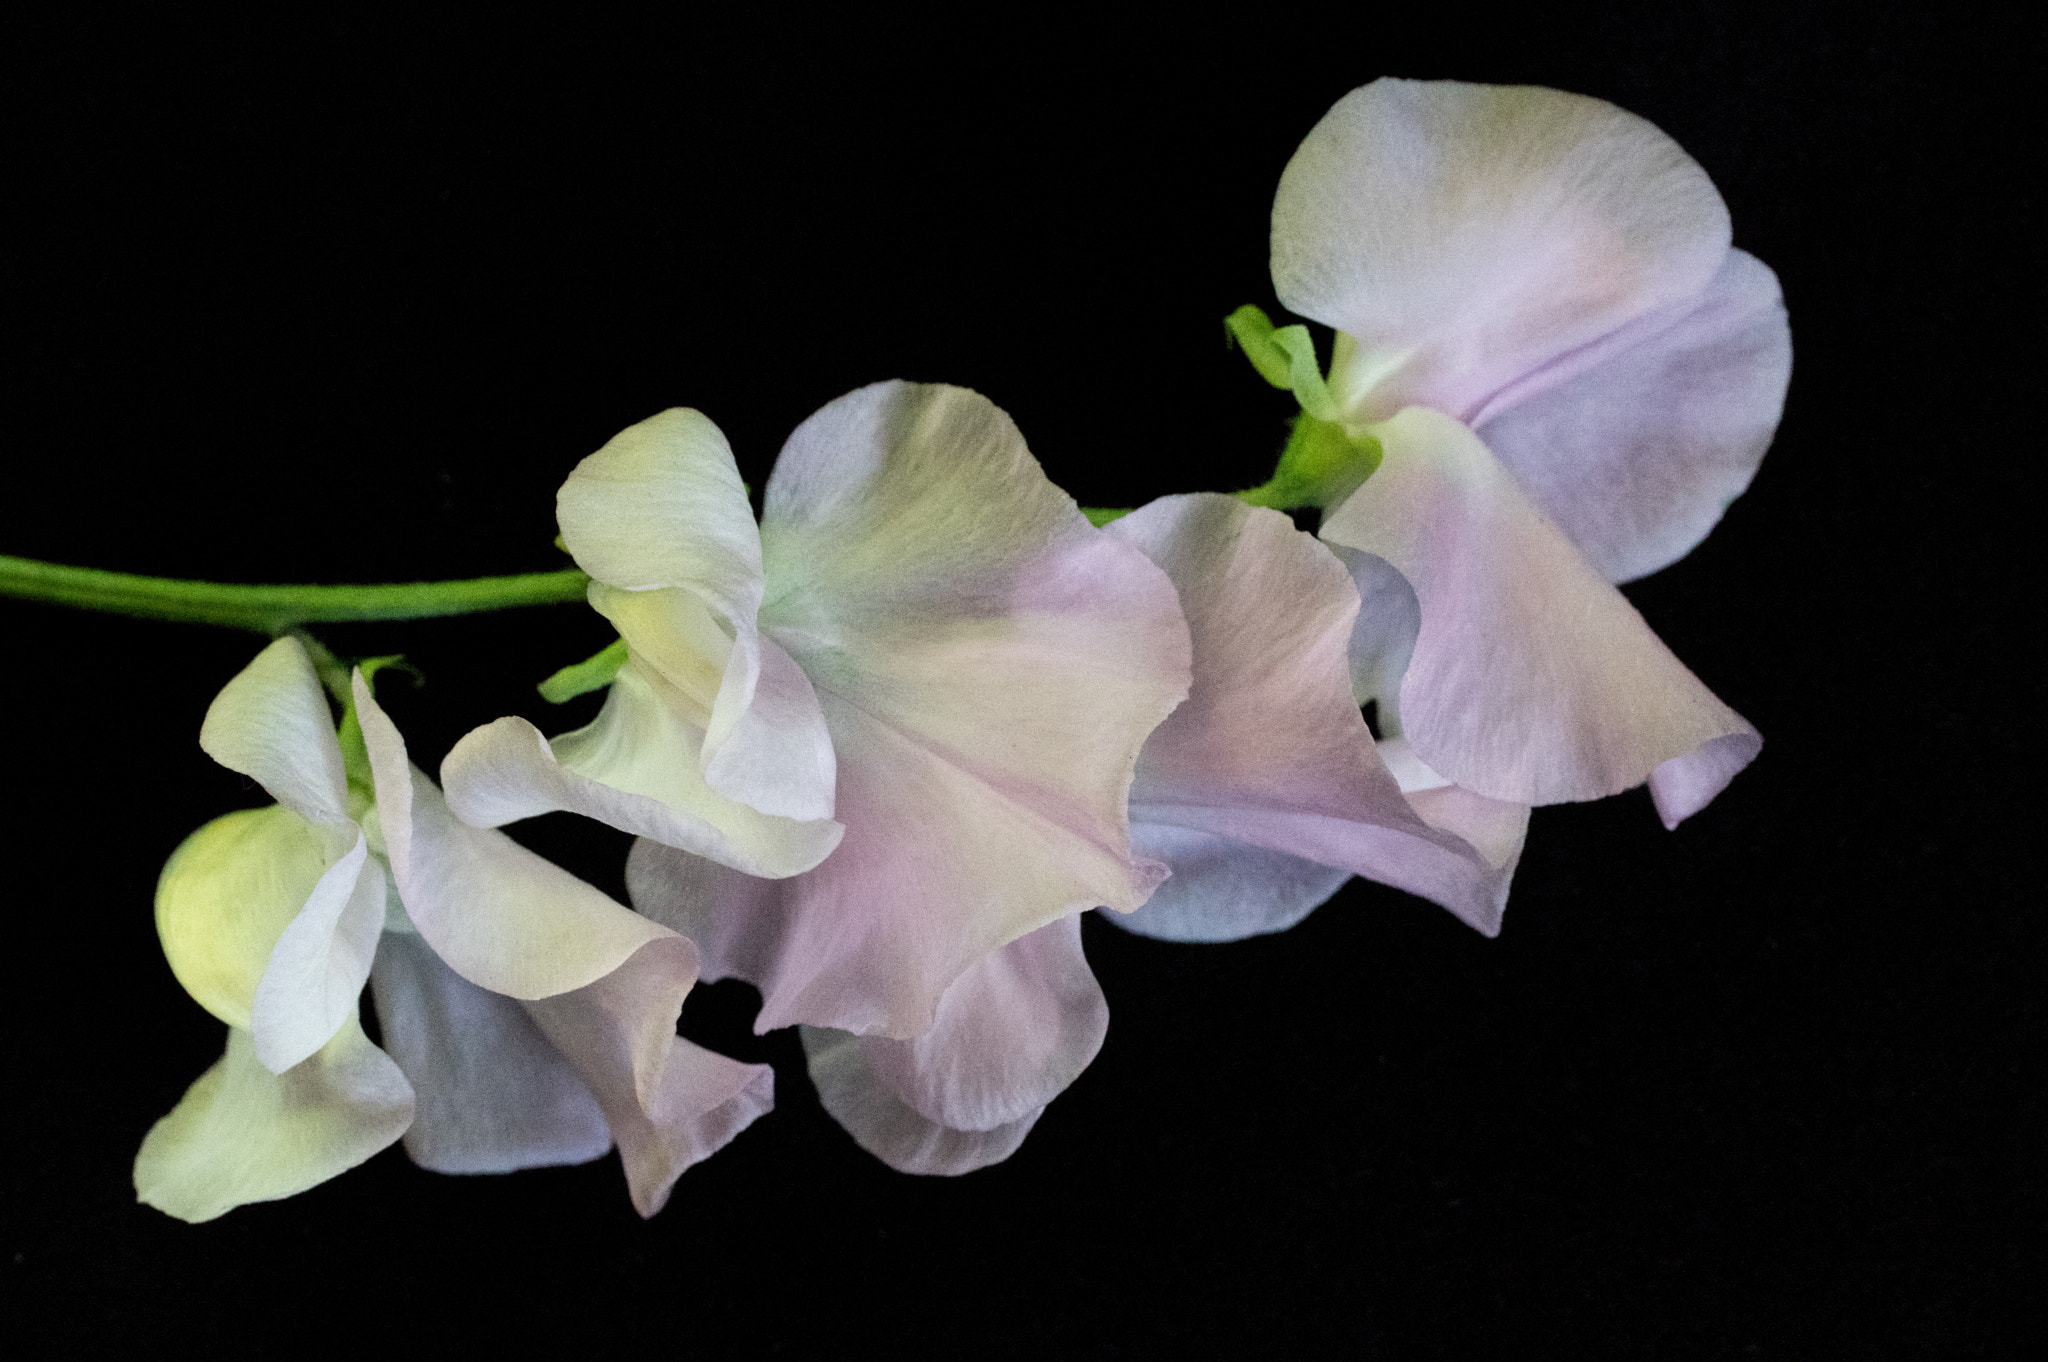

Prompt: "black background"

[2,6,2036,1357]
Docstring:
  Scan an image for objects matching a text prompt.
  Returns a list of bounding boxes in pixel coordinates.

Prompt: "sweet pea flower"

[1106,493,1523,943]
[1259,78,1789,829]
[137,637,770,1221]
[447,381,1191,1173]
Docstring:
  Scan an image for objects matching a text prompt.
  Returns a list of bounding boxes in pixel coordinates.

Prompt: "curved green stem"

[0,554,591,634]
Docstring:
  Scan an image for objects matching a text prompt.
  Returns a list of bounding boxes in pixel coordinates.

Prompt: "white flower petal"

[800,1026,1042,1177]
[198,637,350,832]
[1322,407,1758,807]
[1473,249,1792,583]
[355,673,680,998]
[155,805,332,1029]
[1109,494,1509,935]
[1113,824,1355,942]
[367,931,611,1174]
[628,382,1187,1039]
[249,833,384,1073]
[132,1013,412,1223]
[1273,78,1731,423]
[521,935,772,1217]
[440,667,842,879]
[561,408,837,822]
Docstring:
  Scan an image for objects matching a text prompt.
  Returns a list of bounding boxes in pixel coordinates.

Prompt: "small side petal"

[1472,249,1793,583]
[440,670,842,880]
[356,673,679,999]
[368,931,610,1174]
[249,834,384,1073]
[198,637,350,831]
[1272,78,1731,422]
[1321,407,1757,808]
[522,936,773,1217]
[1109,494,1507,935]
[156,805,332,1029]
[133,1013,412,1223]
[801,1026,1042,1177]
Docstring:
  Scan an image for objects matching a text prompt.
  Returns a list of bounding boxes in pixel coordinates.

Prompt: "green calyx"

[1224,304,1381,512]
[538,636,628,703]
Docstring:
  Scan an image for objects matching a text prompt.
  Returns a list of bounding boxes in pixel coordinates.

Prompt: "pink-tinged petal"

[1272,78,1731,423]
[1472,250,1792,583]
[800,1026,1042,1177]
[368,930,611,1174]
[199,637,350,833]
[133,1013,412,1223]
[356,673,680,999]
[1336,543,1421,733]
[249,834,384,1073]
[856,914,1105,1134]
[1321,407,1759,808]
[521,935,772,1217]
[636,381,1188,1038]
[440,668,842,880]
[1108,494,1508,935]
[1378,738,1531,907]
[559,409,836,822]
[1114,825,1354,942]
[1649,731,1763,830]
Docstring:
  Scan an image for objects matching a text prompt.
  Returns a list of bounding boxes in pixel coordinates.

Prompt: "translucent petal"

[249,833,383,1073]
[801,1025,1042,1177]
[198,637,350,833]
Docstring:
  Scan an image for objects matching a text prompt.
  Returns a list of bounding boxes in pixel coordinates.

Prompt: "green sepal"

[1082,507,1133,527]
[1236,414,1383,513]
[538,637,628,703]
[1224,305,1343,423]
[335,655,420,795]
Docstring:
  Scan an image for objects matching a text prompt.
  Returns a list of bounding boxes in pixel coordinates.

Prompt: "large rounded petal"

[1109,494,1510,935]
[132,1013,412,1223]
[440,666,842,880]
[558,408,836,822]
[1273,78,1731,423]
[356,672,686,999]
[248,833,384,1073]
[800,1027,1043,1177]
[521,934,773,1217]
[198,637,351,835]
[647,380,1189,1038]
[155,805,332,1029]
[1321,407,1759,808]
[368,930,611,1175]
[1473,249,1792,583]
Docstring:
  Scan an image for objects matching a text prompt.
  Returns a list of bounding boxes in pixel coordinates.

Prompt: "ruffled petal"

[440,666,842,879]
[1272,78,1731,423]
[198,637,350,833]
[249,832,384,1073]
[1378,738,1531,892]
[1472,249,1792,583]
[155,805,333,1029]
[1321,407,1758,807]
[355,673,681,998]
[1649,731,1764,831]
[559,408,836,822]
[368,930,610,1174]
[854,913,1105,1135]
[801,1026,1043,1177]
[132,1012,412,1223]
[521,935,773,1217]
[1109,494,1508,935]
[1113,825,1354,942]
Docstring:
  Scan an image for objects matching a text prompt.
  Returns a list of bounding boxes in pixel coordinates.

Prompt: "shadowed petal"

[522,935,773,1217]
[356,673,682,998]
[440,668,842,880]
[801,1026,1042,1177]
[1108,494,1508,935]
[198,637,351,834]
[1113,825,1354,942]
[368,931,610,1174]
[1273,78,1731,423]
[249,834,383,1073]
[133,1012,412,1223]
[1473,250,1792,583]
[635,381,1187,1038]
[1322,407,1757,808]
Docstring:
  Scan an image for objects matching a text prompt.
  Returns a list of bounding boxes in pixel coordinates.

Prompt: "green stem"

[0,554,591,634]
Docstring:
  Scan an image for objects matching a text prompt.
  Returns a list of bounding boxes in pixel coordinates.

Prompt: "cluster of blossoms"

[129,78,1788,1220]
